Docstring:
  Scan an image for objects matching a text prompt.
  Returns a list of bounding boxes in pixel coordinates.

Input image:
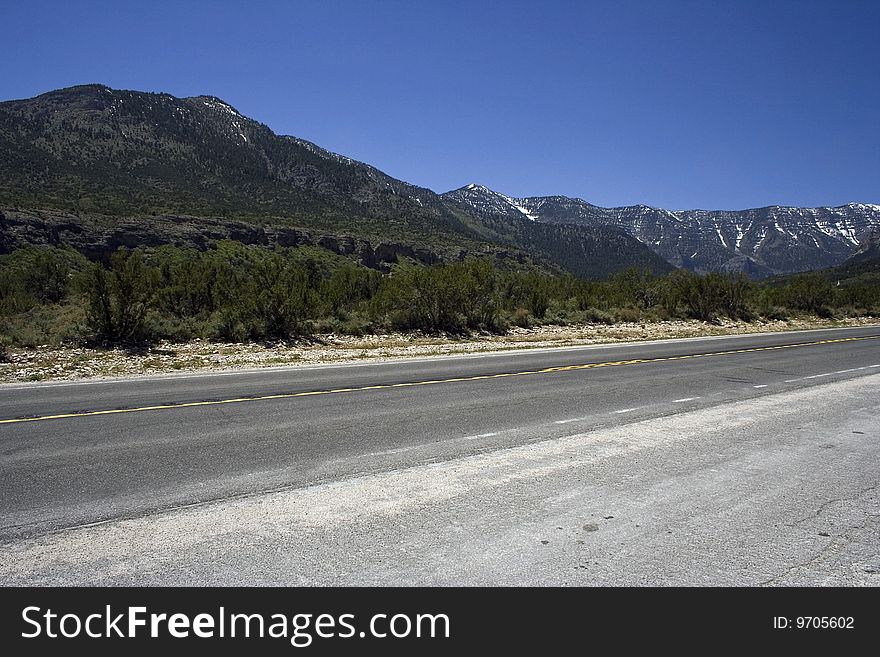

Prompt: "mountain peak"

[54,83,112,94]
[443,184,539,221]
[189,95,243,118]
[452,183,499,196]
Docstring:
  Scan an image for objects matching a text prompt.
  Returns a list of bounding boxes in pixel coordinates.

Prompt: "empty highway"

[1,325,879,585]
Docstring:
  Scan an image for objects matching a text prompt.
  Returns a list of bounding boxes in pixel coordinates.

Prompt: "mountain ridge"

[445,182,879,219]
[0,84,670,279]
[3,84,878,280]
[442,184,880,277]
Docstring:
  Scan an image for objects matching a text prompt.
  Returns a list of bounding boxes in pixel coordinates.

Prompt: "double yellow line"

[1,334,877,426]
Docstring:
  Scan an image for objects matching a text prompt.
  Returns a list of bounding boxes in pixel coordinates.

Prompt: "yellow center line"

[1,334,878,426]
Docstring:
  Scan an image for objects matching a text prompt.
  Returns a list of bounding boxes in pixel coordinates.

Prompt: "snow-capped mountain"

[446,184,539,222]
[844,225,880,267]
[0,85,673,280]
[442,185,880,277]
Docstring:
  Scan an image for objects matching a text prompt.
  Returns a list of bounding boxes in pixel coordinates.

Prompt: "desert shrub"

[673,271,724,321]
[653,270,691,317]
[337,314,377,336]
[0,246,85,310]
[82,248,158,345]
[148,313,210,342]
[641,306,671,322]
[0,258,36,316]
[3,240,878,347]
[320,264,381,317]
[22,249,71,303]
[374,260,505,334]
[211,307,249,342]
[779,273,835,315]
[248,254,317,339]
[376,266,463,333]
[581,306,614,325]
[765,306,789,321]
[154,249,220,319]
[0,279,35,316]
[510,307,531,328]
[525,282,550,319]
[837,282,880,309]
[718,273,754,320]
[607,267,656,309]
[613,305,641,323]
[0,301,87,346]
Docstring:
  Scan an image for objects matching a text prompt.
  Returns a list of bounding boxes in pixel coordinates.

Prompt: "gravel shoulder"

[2,316,877,384]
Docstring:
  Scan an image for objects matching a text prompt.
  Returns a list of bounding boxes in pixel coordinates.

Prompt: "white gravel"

[2,317,876,384]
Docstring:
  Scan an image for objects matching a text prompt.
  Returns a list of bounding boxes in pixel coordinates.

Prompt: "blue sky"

[2,0,878,209]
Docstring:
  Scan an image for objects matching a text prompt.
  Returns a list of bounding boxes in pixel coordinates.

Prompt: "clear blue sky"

[2,0,878,210]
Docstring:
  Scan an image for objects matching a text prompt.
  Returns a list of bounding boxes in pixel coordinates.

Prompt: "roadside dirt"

[1,317,876,384]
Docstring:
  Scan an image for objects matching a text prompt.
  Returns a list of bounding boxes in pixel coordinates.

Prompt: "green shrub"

[674,271,757,321]
[211,308,249,342]
[0,246,86,311]
[0,300,87,346]
[779,273,835,314]
[249,254,317,339]
[154,250,219,319]
[764,306,789,321]
[25,250,71,303]
[374,260,505,334]
[718,273,754,320]
[581,307,615,325]
[641,306,671,322]
[321,264,381,318]
[607,267,656,308]
[613,306,641,323]
[2,241,878,346]
[82,249,158,345]
[511,307,531,328]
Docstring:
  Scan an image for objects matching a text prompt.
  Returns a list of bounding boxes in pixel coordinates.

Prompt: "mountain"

[441,185,672,278]
[767,225,880,292]
[442,185,880,278]
[0,84,465,239]
[6,84,872,280]
[817,225,880,289]
[842,226,880,268]
[0,84,668,279]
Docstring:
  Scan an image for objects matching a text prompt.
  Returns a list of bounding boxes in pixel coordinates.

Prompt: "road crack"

[788,484,877,527]
[760,486,879,586]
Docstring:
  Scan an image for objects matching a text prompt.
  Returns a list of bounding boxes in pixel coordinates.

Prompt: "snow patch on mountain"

[441,184,880,276]
[200,98,242,117]
[447,184,538,221]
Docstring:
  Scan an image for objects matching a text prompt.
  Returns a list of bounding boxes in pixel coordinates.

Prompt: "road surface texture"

[1,326,878,585]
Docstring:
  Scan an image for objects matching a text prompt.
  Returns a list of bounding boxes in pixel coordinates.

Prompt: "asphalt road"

[1,325,879,585]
